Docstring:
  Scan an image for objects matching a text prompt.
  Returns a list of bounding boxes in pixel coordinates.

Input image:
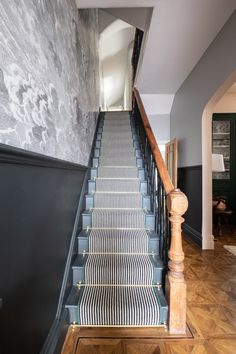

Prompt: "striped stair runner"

[66,112,168,327]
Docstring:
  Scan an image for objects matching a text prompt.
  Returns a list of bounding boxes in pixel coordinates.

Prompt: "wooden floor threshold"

[70,324,193,338]
[61,323,193,354]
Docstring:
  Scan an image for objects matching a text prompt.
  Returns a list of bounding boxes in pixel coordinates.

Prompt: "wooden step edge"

[61,326,80,354]
[63,322,193,341]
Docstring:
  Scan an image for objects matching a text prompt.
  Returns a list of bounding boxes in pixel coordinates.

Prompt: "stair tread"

[79,285,161,326]
[78,229,160,255]
[76,254,161,285]
[78,229,159,240]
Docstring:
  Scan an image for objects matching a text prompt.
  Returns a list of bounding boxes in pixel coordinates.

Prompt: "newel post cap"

[167,189,188,215]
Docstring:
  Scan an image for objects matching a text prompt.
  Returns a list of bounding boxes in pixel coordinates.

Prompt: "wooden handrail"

[133,87,188,334]
[133,87,174,195]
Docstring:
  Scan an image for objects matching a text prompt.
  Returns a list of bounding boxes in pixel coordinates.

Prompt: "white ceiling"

[77,0,236,95]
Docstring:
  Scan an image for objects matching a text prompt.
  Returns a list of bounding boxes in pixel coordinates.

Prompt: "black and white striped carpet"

[79,112,160,326]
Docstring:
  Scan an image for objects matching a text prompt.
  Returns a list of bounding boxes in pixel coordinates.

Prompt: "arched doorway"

[202,70,236,249]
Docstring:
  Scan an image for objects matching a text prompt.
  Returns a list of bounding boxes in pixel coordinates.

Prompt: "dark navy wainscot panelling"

[0,144,87,354]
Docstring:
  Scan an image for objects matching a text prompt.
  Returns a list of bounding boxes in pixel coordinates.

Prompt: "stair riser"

[95,140,101,149]
[90,167,145,180]
[82,212,155,230]
[98,126,136,135]
[97,117,134,130]
[146,214,155,230]
[78,236,160,255]
[73,267,85,285]
[139,168,145,180]
[93,147,141,158]
[66,306,78,324]
[98,116,134,126]
[72,258,163,285]
[96,131,138,142]
[78,236,89,253]
[88,180,148,194]
[90,168,98,179]
[85,194,151,211]
[95,137,139,149]
[92,157,144,168]
[149,238,159,253]
[156,288,168,325]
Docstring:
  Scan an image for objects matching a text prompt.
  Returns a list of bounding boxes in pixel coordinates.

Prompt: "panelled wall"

[0,146,87,354]
[0,1,99,353]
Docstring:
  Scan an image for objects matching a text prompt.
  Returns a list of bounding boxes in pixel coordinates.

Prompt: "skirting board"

[183,223,202,247]
[40,309,69,354]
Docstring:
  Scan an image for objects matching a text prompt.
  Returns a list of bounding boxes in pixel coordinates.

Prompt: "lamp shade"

[212,154,225,172]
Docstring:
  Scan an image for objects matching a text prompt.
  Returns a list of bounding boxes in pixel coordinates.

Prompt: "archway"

[202,70,236,249]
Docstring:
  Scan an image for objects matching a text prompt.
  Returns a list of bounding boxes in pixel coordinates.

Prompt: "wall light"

[212,154,225,172]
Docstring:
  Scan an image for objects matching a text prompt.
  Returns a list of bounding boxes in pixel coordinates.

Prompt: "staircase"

[66,111,168,327]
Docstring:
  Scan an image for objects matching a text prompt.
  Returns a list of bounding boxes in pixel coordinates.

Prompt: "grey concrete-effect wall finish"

[0,1,99,165]
[170,10,236,167]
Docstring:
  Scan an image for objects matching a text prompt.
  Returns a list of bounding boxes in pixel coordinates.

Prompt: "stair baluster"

[133,88,188,334]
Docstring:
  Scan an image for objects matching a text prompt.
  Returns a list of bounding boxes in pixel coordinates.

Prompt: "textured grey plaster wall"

[0,1,99,165]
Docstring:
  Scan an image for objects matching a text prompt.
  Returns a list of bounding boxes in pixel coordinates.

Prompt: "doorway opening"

[202,71,236,250]
[212,84,236,249]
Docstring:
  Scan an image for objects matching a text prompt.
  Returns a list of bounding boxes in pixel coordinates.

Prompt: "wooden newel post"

[166,188,188,334]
